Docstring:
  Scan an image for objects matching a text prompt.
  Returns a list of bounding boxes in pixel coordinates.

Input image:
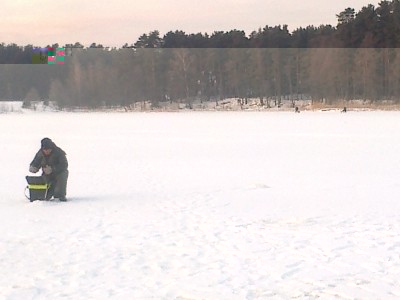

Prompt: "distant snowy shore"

[2,99,400,114]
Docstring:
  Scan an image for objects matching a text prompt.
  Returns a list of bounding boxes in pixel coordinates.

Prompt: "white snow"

[1,111,400,299]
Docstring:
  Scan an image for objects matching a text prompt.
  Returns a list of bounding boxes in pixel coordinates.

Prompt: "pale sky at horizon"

[0,0,381,47]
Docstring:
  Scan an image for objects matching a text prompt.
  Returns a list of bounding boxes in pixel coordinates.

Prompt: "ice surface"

[1,111,400,299]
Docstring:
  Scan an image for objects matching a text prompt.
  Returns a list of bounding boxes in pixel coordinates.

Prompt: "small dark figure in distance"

[341,107,347,113]
[29,138,69,201]
[295,106,300,113]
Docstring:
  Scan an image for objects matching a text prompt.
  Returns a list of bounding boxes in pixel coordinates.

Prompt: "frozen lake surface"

[1,111,400,299]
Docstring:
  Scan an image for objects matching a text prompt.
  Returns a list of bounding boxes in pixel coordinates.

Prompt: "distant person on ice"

[29,138,69,201]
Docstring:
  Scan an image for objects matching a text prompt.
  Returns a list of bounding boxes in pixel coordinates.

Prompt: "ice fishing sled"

[25,176,52,202]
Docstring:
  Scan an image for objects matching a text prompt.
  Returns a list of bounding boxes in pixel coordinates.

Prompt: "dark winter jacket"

[30,141,68,177]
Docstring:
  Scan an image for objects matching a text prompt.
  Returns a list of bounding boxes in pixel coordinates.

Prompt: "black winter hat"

[41,137,54,149]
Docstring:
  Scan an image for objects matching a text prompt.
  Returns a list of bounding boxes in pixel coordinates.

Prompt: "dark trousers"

[45,170,69,199]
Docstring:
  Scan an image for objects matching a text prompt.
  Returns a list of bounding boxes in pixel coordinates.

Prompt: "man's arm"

[29,151,42,173]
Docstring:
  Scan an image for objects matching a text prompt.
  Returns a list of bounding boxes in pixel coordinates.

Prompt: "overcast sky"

[0,0,380,47]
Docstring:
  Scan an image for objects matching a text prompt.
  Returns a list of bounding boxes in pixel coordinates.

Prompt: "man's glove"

[43,165,53,175]
[29,165,38,173]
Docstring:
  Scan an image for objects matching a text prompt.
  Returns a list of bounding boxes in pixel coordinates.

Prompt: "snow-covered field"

[1,111,400,300]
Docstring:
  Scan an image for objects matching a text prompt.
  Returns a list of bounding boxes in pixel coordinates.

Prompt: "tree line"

[1,0,400,56]
[134,1,400,48]
[2,47,400,108]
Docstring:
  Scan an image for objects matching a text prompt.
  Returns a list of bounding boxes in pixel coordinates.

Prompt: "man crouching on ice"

[29,137,69,201]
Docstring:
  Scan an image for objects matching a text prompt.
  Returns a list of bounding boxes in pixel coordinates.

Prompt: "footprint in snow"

[249,183,271,190]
